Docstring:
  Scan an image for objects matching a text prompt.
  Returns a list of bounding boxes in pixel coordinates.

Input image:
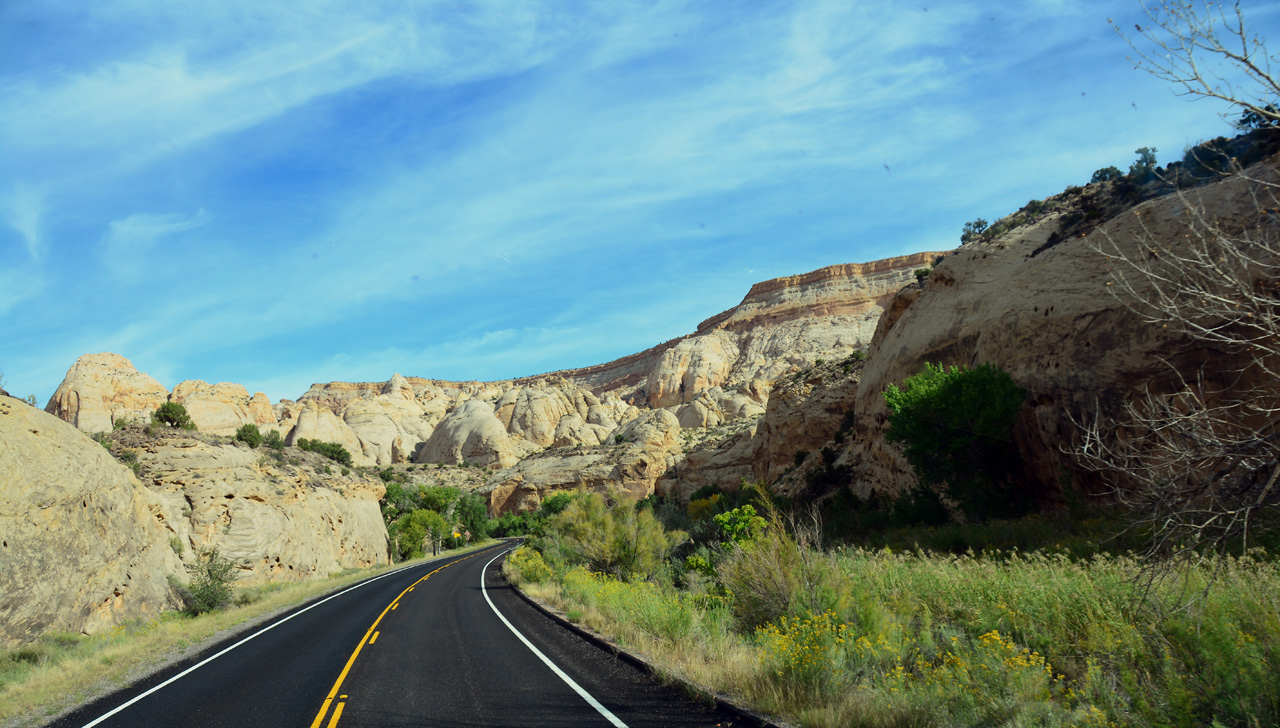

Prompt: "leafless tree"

[1114,1,1278,127]
[1076,1,1280,566]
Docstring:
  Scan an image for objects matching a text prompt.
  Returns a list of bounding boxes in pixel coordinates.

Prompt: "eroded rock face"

[45,353,169,433]
[646,332,739,409]
[484,409,683,513]
[288,402,374,467]
[0,397,182,646]
[169,380,258,436]
[417,398,522,468]
[846,155,1280,501]
[343,395,438,465]
[752,362,862,486]
[137,435,389,584]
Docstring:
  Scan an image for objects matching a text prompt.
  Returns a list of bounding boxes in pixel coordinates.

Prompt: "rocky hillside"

[772,148,1280,508]
[0,393,389,647]
[42,253,938,511]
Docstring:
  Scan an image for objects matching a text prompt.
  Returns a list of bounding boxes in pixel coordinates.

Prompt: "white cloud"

[1,185,47,261]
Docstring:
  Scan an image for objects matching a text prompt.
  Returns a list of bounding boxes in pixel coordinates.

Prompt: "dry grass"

[0,541,500,727]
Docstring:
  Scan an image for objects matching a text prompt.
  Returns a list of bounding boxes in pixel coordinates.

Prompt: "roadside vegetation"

[508,488,1280,727]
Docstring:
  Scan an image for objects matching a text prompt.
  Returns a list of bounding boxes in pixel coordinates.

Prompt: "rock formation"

[483,409,683,514]
[0,395,182,646]
[168,380,262,437]
[131,432,389,584]
[41,251,944,509]
[44,353,169,433]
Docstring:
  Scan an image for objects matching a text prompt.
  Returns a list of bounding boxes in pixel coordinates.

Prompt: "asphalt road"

[51,542,751,728]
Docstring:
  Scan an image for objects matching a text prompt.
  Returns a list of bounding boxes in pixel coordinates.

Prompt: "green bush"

[913,267,931,282]
[542,493,686,580]
[152,402,196,430]
[1089,165,1124,183]
[883,363,1029,522]
[295,438,353,467]
[263,429,284,450]
[234,423,263,448]
[179,549,237,615]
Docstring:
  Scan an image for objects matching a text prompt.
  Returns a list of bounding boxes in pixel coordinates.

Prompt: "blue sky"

[2,0,1276,404]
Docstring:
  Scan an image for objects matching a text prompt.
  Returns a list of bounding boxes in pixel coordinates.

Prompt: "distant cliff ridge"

[44,253,940,473]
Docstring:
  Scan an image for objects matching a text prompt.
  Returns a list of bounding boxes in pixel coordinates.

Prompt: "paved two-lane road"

[52,543,751,727]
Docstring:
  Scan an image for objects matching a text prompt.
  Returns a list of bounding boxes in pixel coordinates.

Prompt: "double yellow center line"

[308,546,504,728]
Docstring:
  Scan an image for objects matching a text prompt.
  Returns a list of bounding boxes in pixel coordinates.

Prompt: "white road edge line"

[481,548,629,728]
[78,556,443,728]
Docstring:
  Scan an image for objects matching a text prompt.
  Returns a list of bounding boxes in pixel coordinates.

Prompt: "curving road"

[51,543,751,728]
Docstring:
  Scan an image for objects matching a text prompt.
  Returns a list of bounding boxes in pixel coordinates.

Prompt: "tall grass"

[507,544,1280,727]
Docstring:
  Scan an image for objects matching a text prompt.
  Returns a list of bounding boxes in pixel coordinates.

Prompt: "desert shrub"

[263,429,284,450]
[179,549,237,615]
[539,492,574,517]
[718,506,842,630]
[913,267,931,282]
[543,493,686,580]
[295,438,353,467]
[152,402,195,430]
[1089,165,1124,183]
[505,545,554,584]
[234,423,263,448]
[713,505,766,546]
[883,363,1030,522]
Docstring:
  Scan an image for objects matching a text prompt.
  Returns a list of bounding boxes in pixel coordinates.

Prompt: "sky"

[2,0,1277,405]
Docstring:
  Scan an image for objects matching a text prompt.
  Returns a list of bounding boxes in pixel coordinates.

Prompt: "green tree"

[1090,165,1124,183]
[420,485,461,514]
[152,402,196,430]
[960,218,989,244]
[1129,146,1158,183]
[883,363,1029,521]
[454,492,490,541]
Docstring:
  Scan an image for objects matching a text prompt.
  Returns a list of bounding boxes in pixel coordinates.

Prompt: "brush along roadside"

[507,498,1280,728]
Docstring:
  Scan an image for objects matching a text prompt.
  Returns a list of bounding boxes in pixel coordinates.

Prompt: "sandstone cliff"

[0,395,182,646]
[842,156,1280,502]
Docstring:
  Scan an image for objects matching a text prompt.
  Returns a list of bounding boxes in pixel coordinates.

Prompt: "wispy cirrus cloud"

[101,209,209,282]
